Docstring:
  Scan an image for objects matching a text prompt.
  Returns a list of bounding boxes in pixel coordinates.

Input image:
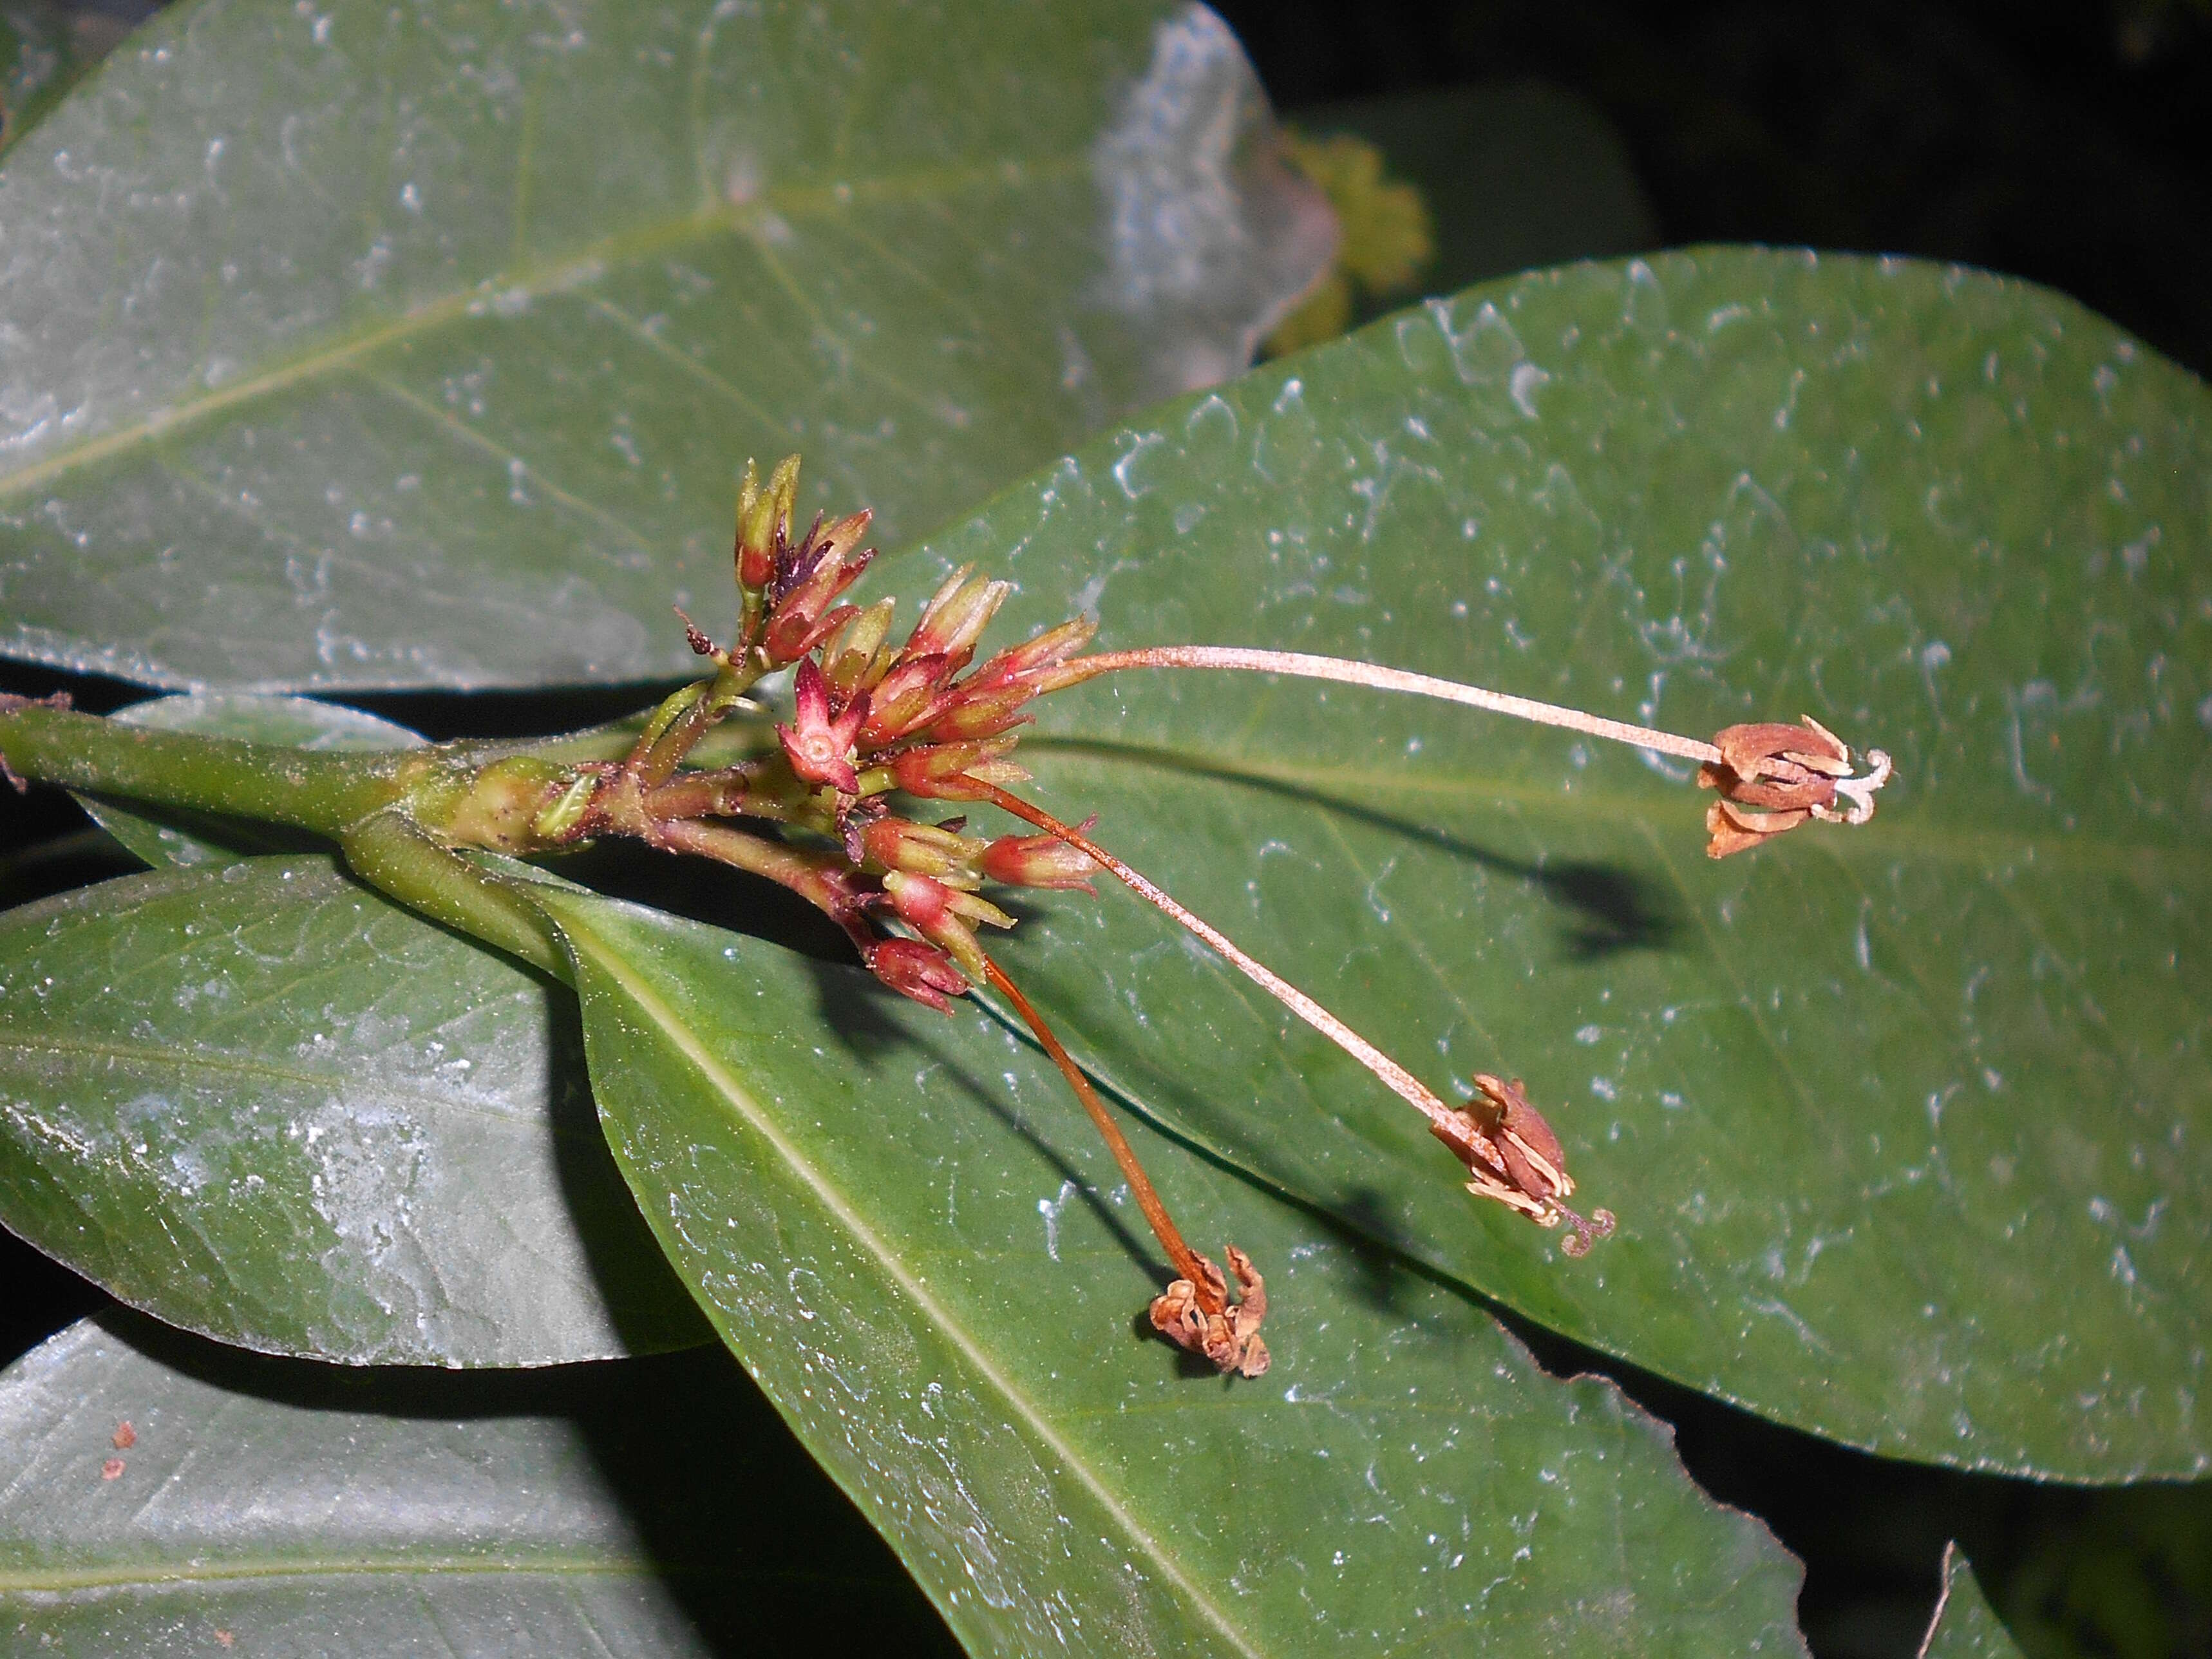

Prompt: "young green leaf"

[525,878,1808,1657]
[1280,81,1659,337]
[0,1310,955,1654]
[0,858,702,1365]
[917,247,2211,1480]
[0,0,1331,692]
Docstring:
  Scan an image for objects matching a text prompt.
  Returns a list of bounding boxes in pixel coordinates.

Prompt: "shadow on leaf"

[1029,735,1683,958]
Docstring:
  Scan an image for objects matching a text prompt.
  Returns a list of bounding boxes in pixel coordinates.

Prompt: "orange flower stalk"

[965,781,1616,1255]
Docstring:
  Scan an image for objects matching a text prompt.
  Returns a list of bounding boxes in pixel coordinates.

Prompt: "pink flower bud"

[865,937,970,1013]
[859,653,956,747]
[820,598,898,699]
[920,680,1036,743]
[886,738,1030,801]
[881,871,1003,979]
[734,455,800,594]
[882,870,1012,933]
[981,826,1099,892]
[764,555,874,665]
[882,869,956,929]
[860,816,987,879]
[900,567,1010,663]
[965,616,1097,692]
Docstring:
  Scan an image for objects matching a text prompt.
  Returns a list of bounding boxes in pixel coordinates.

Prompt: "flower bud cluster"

[715,457,1101,1009]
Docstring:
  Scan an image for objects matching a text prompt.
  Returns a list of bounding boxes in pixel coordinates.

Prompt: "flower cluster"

[0,454,1904,1378]
[648,455,1104,1014]
[434,454,1893,1372]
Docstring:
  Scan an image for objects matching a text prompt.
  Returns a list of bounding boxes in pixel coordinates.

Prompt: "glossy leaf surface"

[0,1310,956,1654]
[0,857,701,1365]
[910,247,2211,1478]
[0,0,1330,692]
[1920,1545,2026,1659]
[80,692,426,869]
[527,878,1808,1657]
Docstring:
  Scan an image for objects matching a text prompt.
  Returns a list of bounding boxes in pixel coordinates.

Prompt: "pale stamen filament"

[1047,645,1726,764]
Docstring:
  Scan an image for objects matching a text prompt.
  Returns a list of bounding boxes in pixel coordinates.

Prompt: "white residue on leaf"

[1110,431,1165,499]
[1089,5,1334,391]
[1508,359,1549,419]
[1037,1179,1077,1262]
[1092,8,1245,313]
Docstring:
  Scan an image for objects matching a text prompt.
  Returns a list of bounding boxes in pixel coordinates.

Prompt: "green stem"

[338,810,568,980]
[629,656,770,787]
[444,701,778,770]
[0,701,412,833]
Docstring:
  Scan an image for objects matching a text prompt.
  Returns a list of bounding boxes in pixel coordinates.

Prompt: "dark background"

[5,3,2210,1656]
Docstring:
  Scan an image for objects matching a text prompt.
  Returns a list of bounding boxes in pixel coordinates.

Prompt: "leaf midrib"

[548,897,1265,1659]
[0,153,1083,503]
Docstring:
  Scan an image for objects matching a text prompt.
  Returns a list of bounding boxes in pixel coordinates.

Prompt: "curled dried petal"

[1702,797,1810,858]
[1148,1246,1269,1378]
[1714,718,1847,779]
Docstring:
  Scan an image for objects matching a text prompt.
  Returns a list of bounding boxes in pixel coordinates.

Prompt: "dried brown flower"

[1429,1074,1616,1255]
[1697,716,1890,857]
[1149,1246,1270,1378]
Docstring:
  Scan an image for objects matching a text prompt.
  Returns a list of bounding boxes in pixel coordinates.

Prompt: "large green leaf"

[0,857,702,1365]
[526,879,1808,1657]
[0,1309,957,1654]
[0,0,1330,692]
[902,247,2209,1479]
[1920,1545,2026,1659]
